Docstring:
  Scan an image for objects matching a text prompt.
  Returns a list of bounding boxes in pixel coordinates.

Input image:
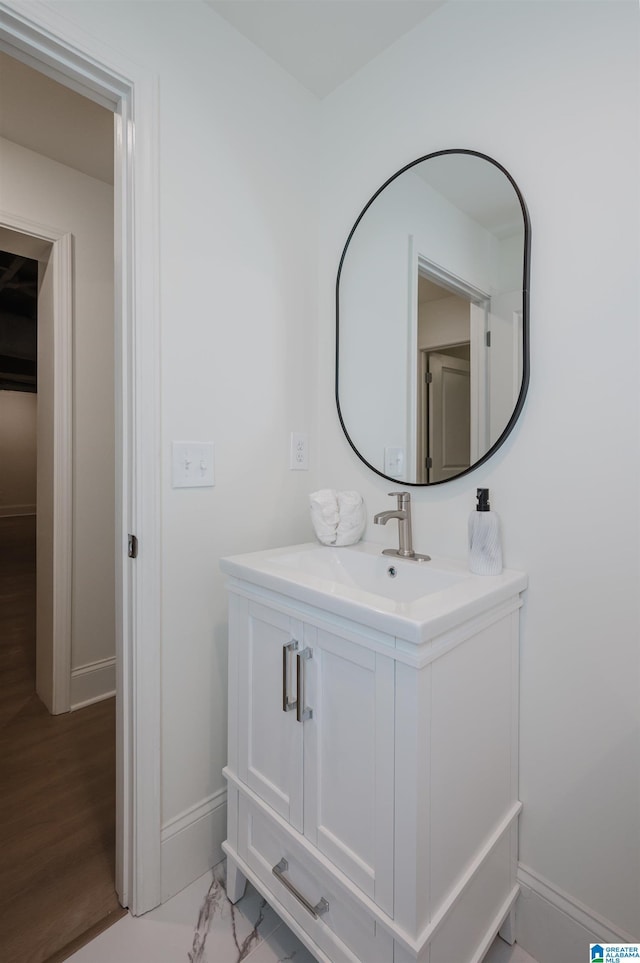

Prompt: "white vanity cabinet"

[221,543,527,963]
[233,597,395,912]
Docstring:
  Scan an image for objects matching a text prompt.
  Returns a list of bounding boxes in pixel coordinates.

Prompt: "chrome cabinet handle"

[296,647,313,722]
[282,640,298,712]
[272,858,329,918]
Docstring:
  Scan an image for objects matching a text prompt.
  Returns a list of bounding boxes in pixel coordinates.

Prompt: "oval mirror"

[336,149,530,485]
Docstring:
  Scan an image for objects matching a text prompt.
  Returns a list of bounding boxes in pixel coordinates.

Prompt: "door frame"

[409,251,490,475]
[0,217,73,715]
[0,1,162,914]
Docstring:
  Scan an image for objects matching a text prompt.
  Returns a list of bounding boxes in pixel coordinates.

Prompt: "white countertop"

[220,541,527,643]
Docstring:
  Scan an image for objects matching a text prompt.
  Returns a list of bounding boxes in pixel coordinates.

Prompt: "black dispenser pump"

[469,487,502,573]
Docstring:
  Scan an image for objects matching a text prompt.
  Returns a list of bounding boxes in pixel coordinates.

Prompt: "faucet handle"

[388,491,410,507]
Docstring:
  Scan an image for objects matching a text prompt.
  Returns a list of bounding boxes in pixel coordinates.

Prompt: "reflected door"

[427,352,471,482]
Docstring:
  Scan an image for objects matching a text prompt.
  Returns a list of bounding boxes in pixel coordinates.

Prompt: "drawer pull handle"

[282,640,298,712]
[272,858,329,918]
[296,647,313,722]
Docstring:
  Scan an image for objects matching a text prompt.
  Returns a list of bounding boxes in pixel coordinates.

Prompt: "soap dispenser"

[468,488,502,575]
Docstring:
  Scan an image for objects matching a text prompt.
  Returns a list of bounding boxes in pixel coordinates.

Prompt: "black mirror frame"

[335,148,531,486]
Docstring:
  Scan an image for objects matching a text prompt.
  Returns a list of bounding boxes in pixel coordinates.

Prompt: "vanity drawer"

[238,794,392,963]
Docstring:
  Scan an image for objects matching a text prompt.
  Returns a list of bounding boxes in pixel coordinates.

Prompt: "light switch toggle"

[172,442,215,488]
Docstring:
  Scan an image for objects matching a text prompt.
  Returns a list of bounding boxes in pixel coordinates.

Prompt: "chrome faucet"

[374,492,430,562]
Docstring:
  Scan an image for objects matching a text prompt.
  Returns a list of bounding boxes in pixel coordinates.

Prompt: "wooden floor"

[0,515,124,963]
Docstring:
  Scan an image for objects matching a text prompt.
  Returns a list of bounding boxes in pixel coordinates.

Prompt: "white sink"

[220,541,527,643]
[270,544,466,602]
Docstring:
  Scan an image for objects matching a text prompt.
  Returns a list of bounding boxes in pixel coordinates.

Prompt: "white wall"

[11,2,637,946]
[0,136,115,704]
[418,293,469,350]
[318,0,639,953]
[46,0,319,899]
[0,389,36,515]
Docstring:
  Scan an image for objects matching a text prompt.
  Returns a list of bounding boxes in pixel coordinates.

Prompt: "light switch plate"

[384,446,405,477]
[172,442,214,488]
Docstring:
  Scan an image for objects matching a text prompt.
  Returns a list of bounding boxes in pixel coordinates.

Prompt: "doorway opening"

[1,0,162,925]
[0,57,124,959]
[415,267,489,483]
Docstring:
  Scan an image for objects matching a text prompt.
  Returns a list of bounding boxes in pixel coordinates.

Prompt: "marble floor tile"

[482,935,539,963]
[243,920,317,962]
[67,864,282,963]
[66,862,539,963]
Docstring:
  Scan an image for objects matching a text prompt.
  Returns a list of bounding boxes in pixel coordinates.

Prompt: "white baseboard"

[160,788,227,903]
[0,504,36,517]
[516,864,635,963]
[70,656,116,710]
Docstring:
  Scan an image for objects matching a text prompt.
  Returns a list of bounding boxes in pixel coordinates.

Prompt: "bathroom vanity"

[221,542,527,963]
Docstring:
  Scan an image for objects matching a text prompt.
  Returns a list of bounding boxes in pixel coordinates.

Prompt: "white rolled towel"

[335,490,366,546]
[309,489,365,546]
[309,489,340,545]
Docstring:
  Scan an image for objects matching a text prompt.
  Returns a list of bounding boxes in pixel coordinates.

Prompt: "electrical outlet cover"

[289,432,309,470]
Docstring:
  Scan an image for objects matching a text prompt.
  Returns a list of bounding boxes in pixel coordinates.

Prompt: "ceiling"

[0,251,37,392]
[0,2,447,184]
[205,0,445,98]
[414,154,523,237]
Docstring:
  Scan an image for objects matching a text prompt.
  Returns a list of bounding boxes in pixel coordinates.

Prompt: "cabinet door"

[238,600,303,830]
[302,627,395,916]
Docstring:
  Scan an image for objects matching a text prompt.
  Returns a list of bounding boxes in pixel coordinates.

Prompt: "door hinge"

[486,330,491,347]
[128,534,138,559]
[425,371,433,384]
[425,456,433,469]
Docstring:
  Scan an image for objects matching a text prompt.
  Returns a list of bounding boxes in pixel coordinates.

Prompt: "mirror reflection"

[336,150,529,485]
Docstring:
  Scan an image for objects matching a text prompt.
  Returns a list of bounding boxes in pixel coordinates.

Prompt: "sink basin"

[270,545,466,602]
[220,541,527,643]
